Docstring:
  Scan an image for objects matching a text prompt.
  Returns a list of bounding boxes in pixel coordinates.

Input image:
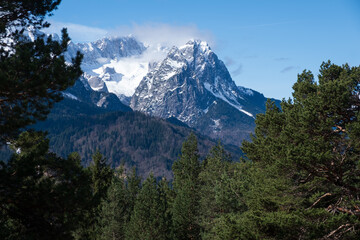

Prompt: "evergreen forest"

[1,1,360,239]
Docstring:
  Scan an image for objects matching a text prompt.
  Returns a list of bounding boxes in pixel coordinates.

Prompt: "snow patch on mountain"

[204,82,253,117]
[212,119,221,128]
[62,92,78,101]
[64,36,171,103]
[238,86,254,96]
[91,58,149,97]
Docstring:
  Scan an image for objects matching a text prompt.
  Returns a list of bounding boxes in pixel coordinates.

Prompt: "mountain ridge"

[50,32,280,146]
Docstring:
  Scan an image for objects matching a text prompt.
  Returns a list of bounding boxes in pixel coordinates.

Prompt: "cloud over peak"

[109,22,214,48]
[46,21,214,49]
[45,21,108,42]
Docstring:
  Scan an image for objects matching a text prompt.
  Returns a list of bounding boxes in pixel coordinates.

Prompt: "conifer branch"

[307,192,332,210]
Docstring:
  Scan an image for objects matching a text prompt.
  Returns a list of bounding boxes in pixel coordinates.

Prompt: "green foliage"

[238,61,360,239]
[0,131,91,239]
[97,167,127,240]
[0,1,87,239]
[172,133,201,240]
[0,0,82,143]
[75,151,113,240]
[213,161,305,240]
[126,174,171,240]
[158,177,174,233]
[126,167,141,217]
[0,0,61,34]
[89,151,113,202]
[198,142,232,239]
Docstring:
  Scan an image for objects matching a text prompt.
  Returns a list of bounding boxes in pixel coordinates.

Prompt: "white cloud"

[45,21,214,48]
[44,21,215,64]
[44,21,108,42]
[109,23,215,48]
[107,23,215,63]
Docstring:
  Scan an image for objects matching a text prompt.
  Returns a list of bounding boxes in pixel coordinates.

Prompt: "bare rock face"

[130,40,274,145]
[131,40,253,124]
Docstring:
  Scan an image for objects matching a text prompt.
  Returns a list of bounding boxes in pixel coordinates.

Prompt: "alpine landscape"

[31,34,277,178]
[2,1,360,239]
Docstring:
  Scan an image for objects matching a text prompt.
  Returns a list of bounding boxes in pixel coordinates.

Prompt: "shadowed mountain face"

[33,98,242,179]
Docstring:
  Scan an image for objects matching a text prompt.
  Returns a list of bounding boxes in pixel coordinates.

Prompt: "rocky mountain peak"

[130,40,256,127]
[65,36,146,67]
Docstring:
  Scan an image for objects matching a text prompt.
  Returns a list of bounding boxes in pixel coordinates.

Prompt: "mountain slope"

[63,77,132,112]
[130,40,277,145]
[131,40,254,124]
[34,99,242,179]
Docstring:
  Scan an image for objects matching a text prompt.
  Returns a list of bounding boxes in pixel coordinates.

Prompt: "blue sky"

[46,0,360,99]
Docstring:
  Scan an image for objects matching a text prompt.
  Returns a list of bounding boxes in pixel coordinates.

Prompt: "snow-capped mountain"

[127,39,277,144]
[62,35,278,145]
[21,30,152,106]
[65,36,168,104]
[65,36,146,66]
[20,28,280,145]
[131,40,257,125]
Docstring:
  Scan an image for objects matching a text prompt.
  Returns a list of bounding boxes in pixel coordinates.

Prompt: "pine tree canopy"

[240,61,360,239]
[0,0,82,143]
[172,133,201,240]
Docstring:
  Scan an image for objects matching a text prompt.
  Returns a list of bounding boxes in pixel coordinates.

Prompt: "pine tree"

[198,142,232,239]
[238,61,360,239]
[214,161,304,240]
[158,176,174,238]
[89,151,113,203]
[97,166,127,240]
[0,0,82,143]
[76,151,113,240]
[0,131,92,239]
[0,1,85,238]
[126,174,170,240]
[172,133,201,240]
[125,166,141,221]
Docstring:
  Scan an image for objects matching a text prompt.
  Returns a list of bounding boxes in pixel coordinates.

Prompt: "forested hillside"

[33,98,242,179]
